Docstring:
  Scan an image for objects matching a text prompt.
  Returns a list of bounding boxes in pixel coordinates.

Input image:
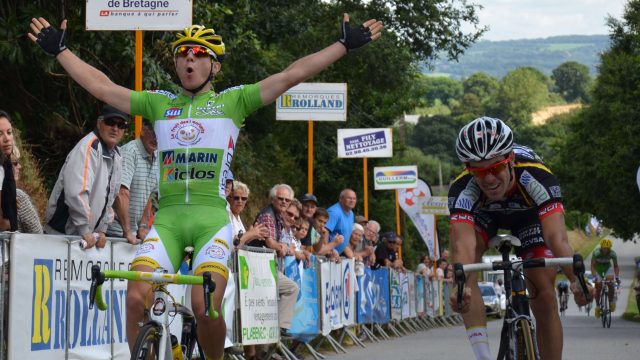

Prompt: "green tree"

[463,72,499,100]
[408,114,466,164]
[551,61,591,102]
[496,67,550,129]
[419,75,463,106]
[555,1,640,240]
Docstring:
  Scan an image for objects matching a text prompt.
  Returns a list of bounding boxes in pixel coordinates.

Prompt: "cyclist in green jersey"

[591,238,620,316]
[29,14,382,359]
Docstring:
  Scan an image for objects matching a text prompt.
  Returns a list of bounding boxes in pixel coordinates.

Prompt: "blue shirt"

[326,202,354,255]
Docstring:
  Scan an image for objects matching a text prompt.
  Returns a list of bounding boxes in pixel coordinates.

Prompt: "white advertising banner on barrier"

[337,128,393,158]
[342,259,356,327]
[10,234,136,360]
[86,0,192,30]
[408,273,417,318]
[276,83,347,121]
[319,261,332,336]
[319,259,355,331]
[401,272,410,319]
[374,165,418,190]
[237,249,279,345]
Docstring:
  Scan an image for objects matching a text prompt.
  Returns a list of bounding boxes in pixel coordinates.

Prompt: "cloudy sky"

[473,0,627,41]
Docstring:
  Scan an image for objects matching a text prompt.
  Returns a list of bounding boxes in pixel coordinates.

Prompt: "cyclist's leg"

[127,222,184,353]
[525,264,562,360]
[604,266,615,307]
[190,207,232,360]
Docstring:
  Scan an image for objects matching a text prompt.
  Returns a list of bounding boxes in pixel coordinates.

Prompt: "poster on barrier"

[371,268,390,324]
[401,272,410,319]
[237,249,279,345]
[319,261,331,336]
[390,269,402,321]
[341,259,356,327]
[10,234,134,360]
[328,259,344,330]
[408,273,417,318]
[415,275,425,314]
[356,268,373,324]
[284,256,319,342]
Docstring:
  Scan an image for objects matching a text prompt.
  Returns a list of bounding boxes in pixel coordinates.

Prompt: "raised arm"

[258,14,383,105]
[28,18,132,113]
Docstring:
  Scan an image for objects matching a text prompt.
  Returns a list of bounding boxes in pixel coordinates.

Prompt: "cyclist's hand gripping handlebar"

[202,272,219,320]
[454,263,466,312]
[89,264,106,310]
[572,254,591,303]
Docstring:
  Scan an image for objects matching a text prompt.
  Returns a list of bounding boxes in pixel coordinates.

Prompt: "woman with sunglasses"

[11,146,42,234]
[448,117,587,360]
[228,180,268,248]
[29,12,382,359]
[0,110,17,232]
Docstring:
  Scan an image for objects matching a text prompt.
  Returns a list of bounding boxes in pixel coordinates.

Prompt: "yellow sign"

[421,196,450,215]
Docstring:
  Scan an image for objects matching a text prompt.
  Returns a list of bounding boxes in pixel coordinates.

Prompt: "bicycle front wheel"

[600,291,609,328]
[131,323,161,360]
[515,319,539,360]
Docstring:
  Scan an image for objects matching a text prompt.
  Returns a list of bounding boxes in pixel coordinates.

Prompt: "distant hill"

[427,35,610,79]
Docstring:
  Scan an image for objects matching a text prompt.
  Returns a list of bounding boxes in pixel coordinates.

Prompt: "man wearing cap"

[107,118,157,244]
[45,104,126,248]
[300,193,318,249]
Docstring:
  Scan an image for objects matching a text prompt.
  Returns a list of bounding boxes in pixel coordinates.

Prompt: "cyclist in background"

[591,238,620,317]
[556,280,569,312]
[28,14,382,359]
[448,117,587,360]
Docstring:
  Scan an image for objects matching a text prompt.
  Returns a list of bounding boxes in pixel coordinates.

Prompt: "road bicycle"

[454,234,590,360]
[595,278,616,328]
[89,264,218,360]
[558,288,569,317]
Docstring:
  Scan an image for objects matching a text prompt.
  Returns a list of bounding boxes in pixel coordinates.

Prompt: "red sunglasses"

[174,45,215,58]
[466,154,513,178]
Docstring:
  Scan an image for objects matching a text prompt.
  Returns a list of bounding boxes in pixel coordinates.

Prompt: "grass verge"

[622,278,640,323]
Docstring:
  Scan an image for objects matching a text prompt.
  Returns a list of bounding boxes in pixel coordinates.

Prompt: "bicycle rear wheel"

[131,323,161,360]
[514,318,539,360]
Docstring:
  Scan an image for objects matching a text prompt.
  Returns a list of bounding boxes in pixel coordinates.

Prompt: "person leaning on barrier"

[228,180,268,249]
[43,104,126,248]
[299,193,318,249]
[447,117,587,360]
[326,188,357,256]
[372,232,401,270]
[343,223,373,262]
[308,207,341,261]
[107,118,157,244]
[0,111,18,232]
[416,255,434,281]
[11,146,42,234]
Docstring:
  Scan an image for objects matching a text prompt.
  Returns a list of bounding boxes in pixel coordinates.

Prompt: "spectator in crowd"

[326,188,357,255]
[440,249,450,262]
[293,217,313,266]
[308,207,341,261]
[363,220,380,248]
[11,146,42,234]
[355,214,368,227]
[416,255,434,281]
[436,258,448,281]
[44,104,126,248]
[444,262,454,284]
[107,118,157,244]
[372,232,402,270]
[344,223,374,262]
[299,193,318,249]
[0,111,17,232]
[252,184,299,337]
[227,180,268,248]
[494,278,505,297]
[283,200,311,265]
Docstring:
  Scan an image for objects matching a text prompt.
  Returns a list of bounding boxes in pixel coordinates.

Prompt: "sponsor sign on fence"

[276,83,347,121]
[337,128,393,158]
[86,0,192,30]
[374,165,418,190]
[237,249,279,345]
[284,256,319,343]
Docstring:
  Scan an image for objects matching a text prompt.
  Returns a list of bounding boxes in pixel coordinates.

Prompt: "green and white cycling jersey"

[131,84,262,209]
[592,246,618,277]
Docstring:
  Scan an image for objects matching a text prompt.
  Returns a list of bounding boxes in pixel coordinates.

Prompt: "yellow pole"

[396,189,402,260]
[134,30,143,138]
[308,119,313,193]
[363,157,368,219]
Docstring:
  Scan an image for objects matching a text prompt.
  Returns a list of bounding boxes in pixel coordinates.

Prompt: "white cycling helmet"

[456,117,514,163]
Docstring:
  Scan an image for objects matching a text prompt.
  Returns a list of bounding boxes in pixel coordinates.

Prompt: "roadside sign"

[337,128,393,158]
[86,0,192,30]
[373,165,418,190]
[421,196,449,215]
[276,83,347,121]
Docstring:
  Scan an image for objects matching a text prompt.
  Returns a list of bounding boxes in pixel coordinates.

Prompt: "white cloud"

[472,0,627,40]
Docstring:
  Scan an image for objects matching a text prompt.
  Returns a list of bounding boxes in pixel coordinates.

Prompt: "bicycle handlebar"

[453,254,591,309]
[88,265,219,319]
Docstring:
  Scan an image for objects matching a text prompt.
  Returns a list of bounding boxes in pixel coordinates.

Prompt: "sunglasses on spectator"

[277,196,292,203]
[12,160,19,167]
[286,211,299,220]
[466,154,513,178]
[232,196,248,202]
[174,44,216,58]
[103,117,129,129]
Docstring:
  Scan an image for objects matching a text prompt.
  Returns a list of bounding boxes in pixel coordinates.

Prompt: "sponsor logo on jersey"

[164,107,183,118]
[214,238,229,250]
[162,150,219,165]
[205,245,226,259]
[520,170,551,205]
[450,213,474,223]
[170,120,205,146]
[538,202,563,218]
[162,167,216,182]
[136,242,155,255]
[149,89,177,99]
[144,237,159,243]
[455,181,480,211]
[549,185,562,198]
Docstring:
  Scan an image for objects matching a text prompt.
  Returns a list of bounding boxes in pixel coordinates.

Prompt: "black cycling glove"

[338,18,372,52]
[36,25,67,56]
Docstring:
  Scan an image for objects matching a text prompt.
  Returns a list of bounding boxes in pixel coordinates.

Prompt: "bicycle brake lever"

[202,272,218,319]
[572,254,591,302]
[454,263,466,311]
[89,265,105,310]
